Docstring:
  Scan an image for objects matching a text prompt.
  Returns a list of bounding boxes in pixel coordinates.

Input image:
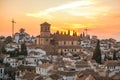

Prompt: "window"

[64,41,66,45]
[64,49,66,52]
[71,41,73,45]
[75,49,76,52]
[46,39,48,41]
[72,49,73,52]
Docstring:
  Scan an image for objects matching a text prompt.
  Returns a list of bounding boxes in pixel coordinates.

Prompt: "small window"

[71,41,73,45]
[46,39,48,41]
[64,49,66,52]
[72,49,73,52]
[75,49,76,51]
[64,41,66,45]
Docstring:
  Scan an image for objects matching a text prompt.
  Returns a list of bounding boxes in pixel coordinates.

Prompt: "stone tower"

[39,22,51,45]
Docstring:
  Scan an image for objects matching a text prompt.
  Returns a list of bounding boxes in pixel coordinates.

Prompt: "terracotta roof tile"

[38,63,53,68]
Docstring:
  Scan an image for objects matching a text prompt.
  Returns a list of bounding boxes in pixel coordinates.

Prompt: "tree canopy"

[5,36,12,44]
[20,43,27,56]
[92,40,102,64]
[113,50,117,60]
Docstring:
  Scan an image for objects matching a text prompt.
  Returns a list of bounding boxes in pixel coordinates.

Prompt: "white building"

[54,34,81,54]
[14,28,36,43]
[105,60,120,72]
[25,56,42,66]
[60,71,77,80]
[3,57,16,63]
[10,61,21,67]
[27,47,46,58]
[80,40,91,48]
[36,63,53,76]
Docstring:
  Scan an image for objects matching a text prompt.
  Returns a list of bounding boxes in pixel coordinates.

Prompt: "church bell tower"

[39,22,51,45]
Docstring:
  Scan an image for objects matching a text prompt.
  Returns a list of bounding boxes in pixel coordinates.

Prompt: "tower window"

[75,49,76,51]
[64,41,66,45]
[64,49,66,52]
[71,41,73,45]
[46,39,48,41]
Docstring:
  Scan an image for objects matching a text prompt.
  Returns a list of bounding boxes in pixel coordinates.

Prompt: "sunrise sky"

[1,0,120,40]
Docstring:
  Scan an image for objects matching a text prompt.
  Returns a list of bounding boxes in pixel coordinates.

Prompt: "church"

[36,22,82,54]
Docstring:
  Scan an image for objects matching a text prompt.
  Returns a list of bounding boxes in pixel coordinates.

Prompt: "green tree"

[92,40,102,64]
[5,36,12,44]
[9,49,20,57]
[113,50,117,60]
[0,58,3,63]
[5,67,18,80]
[50,39,56,45]
[19,28,25,33]
[0,36,5,40]
[21,43,27,56]
[1,45,6,54]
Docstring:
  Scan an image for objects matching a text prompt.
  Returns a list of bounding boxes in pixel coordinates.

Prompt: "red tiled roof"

[105,60,120,67]
[38,63,53,68]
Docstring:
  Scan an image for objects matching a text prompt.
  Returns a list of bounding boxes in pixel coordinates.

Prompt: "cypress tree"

[92,40,102,64]
[21,43,27,56]
[113,50,117,60]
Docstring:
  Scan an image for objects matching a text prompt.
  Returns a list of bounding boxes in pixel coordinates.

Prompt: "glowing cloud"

[26,0,94,17]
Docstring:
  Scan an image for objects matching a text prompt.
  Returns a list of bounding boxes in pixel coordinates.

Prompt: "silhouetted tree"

[73,31,77,36]
[107,56,112,60]
[56,30,60,34]
[1,45,6,54]
[68,30,70,35]
[83,32,85,38]
[9,48,20,57]
[113,50,117,60]
[92,40,102,64]
[19,28,25,33]
[5,67,18,80]
[5,36,12,43]
[61,31,64,35]
[0,36,5,40]
[64,31,66,35]
[80,33,83,38]
[50,39,56,45]
[21,43,27,56]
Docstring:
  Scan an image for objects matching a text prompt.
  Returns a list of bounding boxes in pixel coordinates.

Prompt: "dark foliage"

[20,43,27,56]
[92,40,102,64]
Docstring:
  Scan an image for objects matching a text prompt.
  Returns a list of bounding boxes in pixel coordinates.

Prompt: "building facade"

[39,22,51,46]
[36,22,81,54]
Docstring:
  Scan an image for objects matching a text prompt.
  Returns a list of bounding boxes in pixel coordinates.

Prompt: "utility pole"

[11,19,16,38]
